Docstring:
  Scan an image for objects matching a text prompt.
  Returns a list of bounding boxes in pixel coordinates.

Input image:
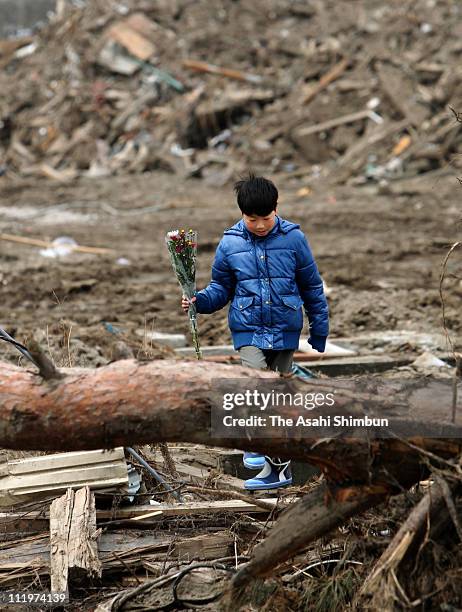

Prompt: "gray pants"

[238,346,293,470]
[238,346,294,374]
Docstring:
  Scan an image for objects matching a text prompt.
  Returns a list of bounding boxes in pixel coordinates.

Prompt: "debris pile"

[2,441,462,610]
[1,0,462,185]
[0,444,318,610]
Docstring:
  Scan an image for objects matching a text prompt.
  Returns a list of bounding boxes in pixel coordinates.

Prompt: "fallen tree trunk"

[2,358,461,584]
[0,358,461,489]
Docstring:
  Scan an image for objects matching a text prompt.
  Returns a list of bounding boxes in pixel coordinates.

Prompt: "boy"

[181,174,329,490]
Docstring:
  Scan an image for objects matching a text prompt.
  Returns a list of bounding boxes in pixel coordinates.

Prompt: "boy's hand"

[308,335,327,353]
[181,295,196,313]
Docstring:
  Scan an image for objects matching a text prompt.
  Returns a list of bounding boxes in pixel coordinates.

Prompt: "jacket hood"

[224,216,300,238]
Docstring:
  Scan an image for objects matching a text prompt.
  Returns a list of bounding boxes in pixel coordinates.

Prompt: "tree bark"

[1,358,461,491]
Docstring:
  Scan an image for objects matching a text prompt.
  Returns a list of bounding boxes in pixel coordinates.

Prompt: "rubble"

[0,448,130,507]
[0,443,299,609]
[1,0,462,185]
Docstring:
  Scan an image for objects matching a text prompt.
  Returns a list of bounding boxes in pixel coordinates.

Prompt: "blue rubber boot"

[243,451,266,470]
[244,457,292,490]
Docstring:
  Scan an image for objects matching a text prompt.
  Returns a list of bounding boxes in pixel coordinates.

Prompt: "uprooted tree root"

[217,459,462,612]
[217,487,462,612]
[354,455,462,611]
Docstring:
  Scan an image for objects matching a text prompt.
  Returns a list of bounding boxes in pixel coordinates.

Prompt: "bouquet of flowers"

[165,229,202,359]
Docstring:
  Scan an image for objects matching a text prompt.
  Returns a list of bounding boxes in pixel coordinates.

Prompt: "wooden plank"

[0,497,286,532]
[301,56,349,105]
[0,530,233,579]
[293,109,381,140]
[50,488,73,594]
[175,345,236,357]
[7,448,126,475]
[0,234,113,255]
[6,465,128,489]
[173,461,245,493]
[0,516,51,533]
[50,487,101,596]
[67,488,101,582]
[304,355,413,375]
[172,461,212,485]
[168,446,244,471]
[174,531,233,561]
[182,59,263,84]
[0,37,33,57]
[102,497,287,517]
[188,351,412,374]
[6,466,128,490]
[106,22,155,61]
[0,449,129,507]
[0,533,173,569]
[0,477,128,507]
[0,455,8,478]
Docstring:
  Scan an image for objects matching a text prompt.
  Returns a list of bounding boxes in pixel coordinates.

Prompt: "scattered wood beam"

[0,497,287,533]
[293,109,383,141]
[0,233,114,255]
[0,529,235,585]
[50,487,101,595]
[301,56,350,105]
[182,59,263,84]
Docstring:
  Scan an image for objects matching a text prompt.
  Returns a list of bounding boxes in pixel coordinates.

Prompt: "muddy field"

[1,0,462,366]
[1,169,460,368]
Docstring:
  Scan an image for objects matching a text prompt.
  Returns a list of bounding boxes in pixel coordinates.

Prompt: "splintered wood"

[0,528,236,584]
[50,487,101,595]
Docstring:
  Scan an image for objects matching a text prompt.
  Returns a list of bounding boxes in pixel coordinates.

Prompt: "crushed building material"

[0,448,129,507]
[1,0,462,183]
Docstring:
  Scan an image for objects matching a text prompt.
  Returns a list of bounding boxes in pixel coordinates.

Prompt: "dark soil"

[1,170,460,367]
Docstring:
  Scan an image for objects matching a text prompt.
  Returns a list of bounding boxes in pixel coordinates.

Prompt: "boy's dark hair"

[234,173,278,216]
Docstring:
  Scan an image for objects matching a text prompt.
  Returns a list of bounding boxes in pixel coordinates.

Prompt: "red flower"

[175,245,183,253]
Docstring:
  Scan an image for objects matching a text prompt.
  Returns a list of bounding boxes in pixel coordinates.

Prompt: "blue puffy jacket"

[194,216,329,350]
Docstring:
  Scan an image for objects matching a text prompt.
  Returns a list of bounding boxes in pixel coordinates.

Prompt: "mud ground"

[1,171,460,368]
